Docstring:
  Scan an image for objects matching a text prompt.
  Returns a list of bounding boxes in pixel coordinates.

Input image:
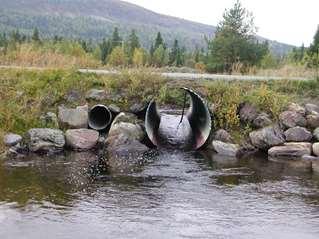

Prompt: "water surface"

[1,150,319,239]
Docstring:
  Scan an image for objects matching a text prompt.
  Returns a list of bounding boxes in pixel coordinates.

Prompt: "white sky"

[124,0,319,46]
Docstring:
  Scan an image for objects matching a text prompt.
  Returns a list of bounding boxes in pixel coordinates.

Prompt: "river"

[1,149,319,238]
[1,114,319,238]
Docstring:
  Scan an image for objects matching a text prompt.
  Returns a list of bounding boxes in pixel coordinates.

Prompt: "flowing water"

[1,114,319,239]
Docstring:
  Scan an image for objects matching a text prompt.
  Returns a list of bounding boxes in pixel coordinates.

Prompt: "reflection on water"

[1,149,319,239]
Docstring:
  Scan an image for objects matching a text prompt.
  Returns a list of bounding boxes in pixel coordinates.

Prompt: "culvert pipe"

[144,88,213,150]
[88,104,113,131]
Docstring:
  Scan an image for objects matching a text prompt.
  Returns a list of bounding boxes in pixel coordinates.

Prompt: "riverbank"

[1,67,319,157]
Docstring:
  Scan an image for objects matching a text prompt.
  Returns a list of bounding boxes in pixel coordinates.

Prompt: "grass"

[0,43,100,69]
[1,67,319,152]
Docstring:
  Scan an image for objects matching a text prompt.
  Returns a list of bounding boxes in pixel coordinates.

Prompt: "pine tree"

[154,32,164,50]
[100,38,111,64]
[128,29,140,62]
[310,25,319,55]
[169,39,179,65]
[111,27,122,50]
[32,28,40,42]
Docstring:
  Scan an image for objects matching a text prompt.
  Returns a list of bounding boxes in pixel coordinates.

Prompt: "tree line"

[0,0,318,73]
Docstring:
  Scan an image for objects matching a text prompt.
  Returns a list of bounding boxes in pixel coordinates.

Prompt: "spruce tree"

[154,32,164,50]
[111,27,122,50]
[32,28,40,42]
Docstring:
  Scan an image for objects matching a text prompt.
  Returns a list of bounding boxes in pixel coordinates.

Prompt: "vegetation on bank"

[0,1,318,75]
[1,68,319,152]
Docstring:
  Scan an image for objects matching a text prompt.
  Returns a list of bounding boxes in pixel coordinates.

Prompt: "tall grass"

[0,43,100,68]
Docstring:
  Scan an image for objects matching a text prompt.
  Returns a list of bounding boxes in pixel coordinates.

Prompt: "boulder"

[268,142,312,158]
[284,126,312,142]
[3,133,22,147]
[306,113,319,128]
[58,105,88,129]
[85,89,108,101]
[65,129,99,151]
[305,103,319,115]
[313,143,319,156]
[249,125,285,150]
[40,112,59,128]
[108,104,121,114]
[25,128,65,153]
[279,110,307,129]
[212,140,239,157]
[314,127,319,141]
[253,112,272,128]
[213,129,233,143]
[238,102,258,123]
[287,103,306,115]
[105,113,148,157]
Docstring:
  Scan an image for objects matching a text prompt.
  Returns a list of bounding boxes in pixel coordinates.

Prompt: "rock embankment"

[211,102,319,173]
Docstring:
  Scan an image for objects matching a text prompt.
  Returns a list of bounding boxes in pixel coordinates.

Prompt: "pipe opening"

[88,105,112,131]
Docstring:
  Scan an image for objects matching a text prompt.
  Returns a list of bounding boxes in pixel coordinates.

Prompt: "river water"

[1,115,319,238]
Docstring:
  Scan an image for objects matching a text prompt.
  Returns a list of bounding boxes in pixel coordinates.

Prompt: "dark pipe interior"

[89,105,112,131]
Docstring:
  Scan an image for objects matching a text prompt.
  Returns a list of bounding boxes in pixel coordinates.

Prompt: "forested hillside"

[0,0,293,54]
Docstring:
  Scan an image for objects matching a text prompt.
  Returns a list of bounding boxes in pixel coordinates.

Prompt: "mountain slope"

[0,0,293,54]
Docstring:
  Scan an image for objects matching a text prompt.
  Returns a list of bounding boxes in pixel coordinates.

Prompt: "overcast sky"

[125,0,318,46]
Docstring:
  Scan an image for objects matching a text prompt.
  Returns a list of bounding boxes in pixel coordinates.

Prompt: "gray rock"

[58,105,88,129]
[85,89,108,101]
[306,113,319,128]
[302,155,319,161]
[305,103,319,115]
[279,111,307,129]
[314,127,319,141]
[268,142,312,158]
[313,143,319,156]
[237,141,258,157]
[105,113,147,157]
[64,89,81,103]
[129,103,145,114]
[25,128,65,153]
[249,125,285,150]
[212,140,239,157]
[287,103,306,115]
[65,129,99,151]
[239,102,258,123]
[253,112,272,128]
[284,126,312,142]
[214,129,233,143]
[40,112,59,128]
[3,133,22,147]
[108,104,121,114]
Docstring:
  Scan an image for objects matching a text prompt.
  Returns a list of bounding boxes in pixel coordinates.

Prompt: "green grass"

[1,68,319,152]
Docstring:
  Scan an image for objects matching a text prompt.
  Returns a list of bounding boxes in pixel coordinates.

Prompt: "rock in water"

[279,111,307,129]
[284,126,312,142]
[26,128,65,153]
[212,140,239,157]
[249,125,285,150]
[105,113,148,157]
[3,133,22,147]
[313,143,319,156]
[268,142,312,158]
[65,129,99,151]
[58,105,88,129]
